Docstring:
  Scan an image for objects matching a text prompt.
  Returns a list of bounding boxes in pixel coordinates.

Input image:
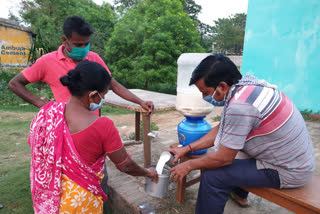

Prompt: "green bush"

[300,109,320,121]
[147,82,177,95]
[0,68,176,113]
[0,69,53,112]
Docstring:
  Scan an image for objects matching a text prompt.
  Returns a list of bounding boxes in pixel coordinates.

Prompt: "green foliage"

[129,121,159,140]
[211,115,221,122]
[114,0,141,15]
[197,22,214,52]
[180,0,201,21]
[179,0,214,52]
[213,13,246,55]
[0,69,53,112]
[19,0,117,62]
[300,109,320,121]
[151,121,159,131]
[105,0,204,90]
[114,0,211,53]
[147,82,177,95]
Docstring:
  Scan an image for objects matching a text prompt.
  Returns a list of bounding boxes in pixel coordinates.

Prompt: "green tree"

[212,13,246,55]
[105,0,203,91]
[180,0,214,52]
[181,0,201,21]
[197,22,214,52]
[114,0,213,52]
[113,0,141,15]
[19,0,116,61]
[8,11,21,23]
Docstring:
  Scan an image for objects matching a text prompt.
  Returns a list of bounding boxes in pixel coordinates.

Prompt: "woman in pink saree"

[28,61,158,214]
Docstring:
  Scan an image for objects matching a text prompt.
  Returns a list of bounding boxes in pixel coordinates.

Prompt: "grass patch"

[0,69,54,112]
[211,115,221,122]
[101,105,133,116]
[0,162,33,214]
[154,109,175,115]
[0,111,33,214]
[0,104,39,112]
[128,121,159,140]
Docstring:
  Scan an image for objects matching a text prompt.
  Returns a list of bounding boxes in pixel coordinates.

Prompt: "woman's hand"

[169,161,192,183]
[146,167,158,183]
[168,145,189,165]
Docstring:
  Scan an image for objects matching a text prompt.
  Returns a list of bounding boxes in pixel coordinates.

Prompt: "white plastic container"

[176,53,213,116]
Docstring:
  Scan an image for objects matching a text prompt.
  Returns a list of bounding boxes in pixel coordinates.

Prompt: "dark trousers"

[196,159,280,214]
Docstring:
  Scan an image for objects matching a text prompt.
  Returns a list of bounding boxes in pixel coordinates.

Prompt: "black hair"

[62,16,94,39]
[60,61,111,96]
[189,54,242,88]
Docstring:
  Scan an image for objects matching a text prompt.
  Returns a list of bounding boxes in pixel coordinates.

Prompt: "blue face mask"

[89,93,105,111]
[65,39,90,61]
[203,89,226,106]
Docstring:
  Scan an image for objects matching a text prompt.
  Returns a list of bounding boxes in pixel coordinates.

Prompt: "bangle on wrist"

[187,144,194,153]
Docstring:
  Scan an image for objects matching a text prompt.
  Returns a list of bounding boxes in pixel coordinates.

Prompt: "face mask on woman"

[203,88,226,106]
[89,92,105,111]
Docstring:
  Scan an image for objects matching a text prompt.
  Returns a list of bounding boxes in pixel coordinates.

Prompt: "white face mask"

[89,92,104,111]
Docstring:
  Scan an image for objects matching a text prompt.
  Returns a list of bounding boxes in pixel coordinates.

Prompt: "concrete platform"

[104,109,320,214]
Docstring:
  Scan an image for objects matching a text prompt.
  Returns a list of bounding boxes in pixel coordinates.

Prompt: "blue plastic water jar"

[177,115,211,155]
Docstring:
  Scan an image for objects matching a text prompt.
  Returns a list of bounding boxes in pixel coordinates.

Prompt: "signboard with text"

[0,26,32,67]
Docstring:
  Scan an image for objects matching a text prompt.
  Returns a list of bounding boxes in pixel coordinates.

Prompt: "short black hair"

[189,54,242,88]
[62,16,94,39]
[60,61,111,97]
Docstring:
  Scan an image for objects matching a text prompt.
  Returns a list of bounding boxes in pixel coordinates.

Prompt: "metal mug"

[145,168,170,198]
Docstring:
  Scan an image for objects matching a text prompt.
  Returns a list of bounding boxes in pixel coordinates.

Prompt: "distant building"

[0,18,33,67]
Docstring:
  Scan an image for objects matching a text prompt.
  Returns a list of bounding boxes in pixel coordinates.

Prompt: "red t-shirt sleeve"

[22,55,47,83]
[100,117,123,153]
[92,53,112,75]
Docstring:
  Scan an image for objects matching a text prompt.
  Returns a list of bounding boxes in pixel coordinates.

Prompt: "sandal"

[230,192,249,208]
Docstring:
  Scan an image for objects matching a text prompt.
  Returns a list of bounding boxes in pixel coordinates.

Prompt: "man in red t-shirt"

[8,16,154,115]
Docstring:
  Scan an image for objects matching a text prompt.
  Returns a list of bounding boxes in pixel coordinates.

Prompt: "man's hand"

[168,145,189,165]
[169,161,192,183]
[140,100,154,115]
[110,79,154,115]
[8,73,49,108]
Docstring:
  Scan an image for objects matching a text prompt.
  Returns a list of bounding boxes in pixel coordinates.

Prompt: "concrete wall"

[0,18,32,67]
[242,0,320,112]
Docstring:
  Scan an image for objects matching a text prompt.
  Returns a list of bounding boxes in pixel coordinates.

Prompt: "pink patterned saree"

[28,102,107,214]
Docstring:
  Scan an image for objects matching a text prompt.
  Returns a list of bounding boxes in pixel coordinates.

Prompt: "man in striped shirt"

[168,54,315,214]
